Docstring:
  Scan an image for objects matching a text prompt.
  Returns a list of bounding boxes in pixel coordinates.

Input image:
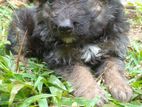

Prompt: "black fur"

[7,0,129,70]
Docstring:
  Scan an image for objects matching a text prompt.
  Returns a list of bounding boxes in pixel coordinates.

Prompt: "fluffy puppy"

[7,0,133,106]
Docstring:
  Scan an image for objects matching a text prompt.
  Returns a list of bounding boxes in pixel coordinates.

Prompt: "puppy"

[7,0,133,106]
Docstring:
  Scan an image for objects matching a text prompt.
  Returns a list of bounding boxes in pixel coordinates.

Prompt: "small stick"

[16,30,28,72]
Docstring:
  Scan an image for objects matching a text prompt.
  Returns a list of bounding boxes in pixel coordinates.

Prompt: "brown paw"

[57,64,108,106]
[101,58,133,102]
[69,65,108,106]
[108,81,133,102]
[104,70,133,102]
[73,83,108,107]
[91,85,108,107]
[103,65,133,102]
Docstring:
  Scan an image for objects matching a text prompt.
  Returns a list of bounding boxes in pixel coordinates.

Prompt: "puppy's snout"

[59,26,72,32]
[58,19,73,32]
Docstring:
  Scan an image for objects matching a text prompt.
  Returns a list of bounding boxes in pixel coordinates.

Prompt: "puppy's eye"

[73,21,80,26]
[48,0,54,4]
[47,0,55,7]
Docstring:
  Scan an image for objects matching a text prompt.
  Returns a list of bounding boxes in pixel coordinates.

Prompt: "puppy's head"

[37,0,122,43]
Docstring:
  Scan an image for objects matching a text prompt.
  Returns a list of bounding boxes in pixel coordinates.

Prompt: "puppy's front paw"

[73,82,107,107]
[108,80,133,102]
[67,65,107,106]
[86,85,108,107]
[103,69,133,102]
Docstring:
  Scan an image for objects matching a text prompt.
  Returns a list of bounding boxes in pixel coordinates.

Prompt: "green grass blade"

[38,98,48,107]
[48,75,66,90]
[9,84,25,107]
[19,94,55,107]
[34,76,44,93]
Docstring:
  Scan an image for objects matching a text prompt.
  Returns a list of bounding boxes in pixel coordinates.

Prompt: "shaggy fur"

[7,0,133,106]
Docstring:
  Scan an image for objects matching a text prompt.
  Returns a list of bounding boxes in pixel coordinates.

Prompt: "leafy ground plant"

[0,1,142,107]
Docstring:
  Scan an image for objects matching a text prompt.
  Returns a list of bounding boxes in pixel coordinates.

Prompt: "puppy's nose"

[59,26,72,32]
[58,19,73,32]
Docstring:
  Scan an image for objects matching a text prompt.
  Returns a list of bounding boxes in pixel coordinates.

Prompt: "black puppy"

[7,0,133,106]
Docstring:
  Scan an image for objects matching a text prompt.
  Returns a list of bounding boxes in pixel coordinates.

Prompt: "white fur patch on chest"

[81,45,102,62]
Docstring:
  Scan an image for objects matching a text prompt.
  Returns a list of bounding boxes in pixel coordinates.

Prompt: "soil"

[129,25,142,41]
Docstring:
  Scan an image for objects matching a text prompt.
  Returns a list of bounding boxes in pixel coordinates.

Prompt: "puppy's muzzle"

[58,19,73,33]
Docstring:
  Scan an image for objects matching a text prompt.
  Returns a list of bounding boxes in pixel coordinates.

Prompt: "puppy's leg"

[98,57,133,102]
[56,64,107,106]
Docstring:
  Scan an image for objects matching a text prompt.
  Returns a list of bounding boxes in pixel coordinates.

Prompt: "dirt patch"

[128,25,142,41]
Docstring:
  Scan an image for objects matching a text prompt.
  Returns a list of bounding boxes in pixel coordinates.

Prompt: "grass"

[0,1,142,107]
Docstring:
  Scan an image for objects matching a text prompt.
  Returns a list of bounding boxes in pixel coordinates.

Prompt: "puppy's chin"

[61,36,76,44]
[58,32,77,44]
